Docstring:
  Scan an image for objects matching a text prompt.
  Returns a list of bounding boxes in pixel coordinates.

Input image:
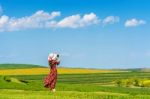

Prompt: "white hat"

[48,53,59,61]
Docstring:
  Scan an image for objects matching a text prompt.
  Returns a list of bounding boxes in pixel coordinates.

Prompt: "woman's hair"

[57,54,59,58]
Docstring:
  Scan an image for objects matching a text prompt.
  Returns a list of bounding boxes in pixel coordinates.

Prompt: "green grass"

[0,64,45,69]
[0,89,139,99]
[9,71,150,84]
[1,87,150,99]
[1,72,150,98]
[2,89,150,99]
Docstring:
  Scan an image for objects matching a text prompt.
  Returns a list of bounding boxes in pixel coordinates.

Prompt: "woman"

[44,53,60,92]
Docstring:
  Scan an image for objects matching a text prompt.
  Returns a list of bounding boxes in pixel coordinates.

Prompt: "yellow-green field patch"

[0,67,129,75]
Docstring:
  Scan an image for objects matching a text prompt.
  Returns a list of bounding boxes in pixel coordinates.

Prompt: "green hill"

[0,64,46,69]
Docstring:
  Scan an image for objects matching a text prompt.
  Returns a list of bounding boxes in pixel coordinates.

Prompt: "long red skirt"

[44,69,57,90]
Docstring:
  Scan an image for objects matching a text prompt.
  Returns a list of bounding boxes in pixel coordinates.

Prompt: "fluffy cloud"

[1,10,61,31]
[0,11,99,32]
[46,13,100,28]
[0,10,146,31]
[0,15,9,26]
[56,14,82,28]
[102,16,119,25]
[125,18,146,27]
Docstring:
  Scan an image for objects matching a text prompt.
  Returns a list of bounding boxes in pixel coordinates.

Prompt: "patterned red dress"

[44,60,59,90]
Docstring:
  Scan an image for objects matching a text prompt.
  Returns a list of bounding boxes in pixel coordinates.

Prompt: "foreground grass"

[1,89,150,99]
[1,76,150,96]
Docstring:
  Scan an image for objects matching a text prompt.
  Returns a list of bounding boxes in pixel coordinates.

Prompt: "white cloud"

[0,11,100,32]
[0,10,61,31]
[7,10,61,31]
[47,12,100,28]
[102,16,119,25]
[80,13,100,27]
[0,15,9,31]
[125,18,146,27]
[56,14,81,28]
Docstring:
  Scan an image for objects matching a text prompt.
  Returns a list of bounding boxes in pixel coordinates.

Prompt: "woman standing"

[44,53,60,92]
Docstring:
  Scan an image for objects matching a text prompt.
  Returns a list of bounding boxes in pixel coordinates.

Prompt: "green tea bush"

[115,78,150,87]
[142,80,150,87]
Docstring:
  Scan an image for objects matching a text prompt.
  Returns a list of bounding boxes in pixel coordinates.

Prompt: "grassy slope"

[0,64,46,69]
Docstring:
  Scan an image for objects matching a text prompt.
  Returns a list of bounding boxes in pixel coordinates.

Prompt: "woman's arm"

[57,61,60,65]
[48,61,51,67]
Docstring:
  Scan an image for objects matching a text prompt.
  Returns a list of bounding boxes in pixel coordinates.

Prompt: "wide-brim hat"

[48,53,59,61]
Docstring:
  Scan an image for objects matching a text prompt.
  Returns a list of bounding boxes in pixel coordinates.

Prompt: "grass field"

[0,67,129,75]
[0,64,45,69]
[0,64,150,99]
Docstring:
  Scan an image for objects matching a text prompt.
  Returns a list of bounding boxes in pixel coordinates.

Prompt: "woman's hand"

[48,60,60,66]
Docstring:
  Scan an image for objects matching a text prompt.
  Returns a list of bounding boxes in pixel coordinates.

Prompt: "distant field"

[0,67,129,75]
[0,64,45,69]
[0,64,130,75]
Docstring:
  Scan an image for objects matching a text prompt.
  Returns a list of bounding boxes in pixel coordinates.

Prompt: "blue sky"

[0,0,150,69]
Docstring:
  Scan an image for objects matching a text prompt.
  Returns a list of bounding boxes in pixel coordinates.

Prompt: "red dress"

[44,60,59,90]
